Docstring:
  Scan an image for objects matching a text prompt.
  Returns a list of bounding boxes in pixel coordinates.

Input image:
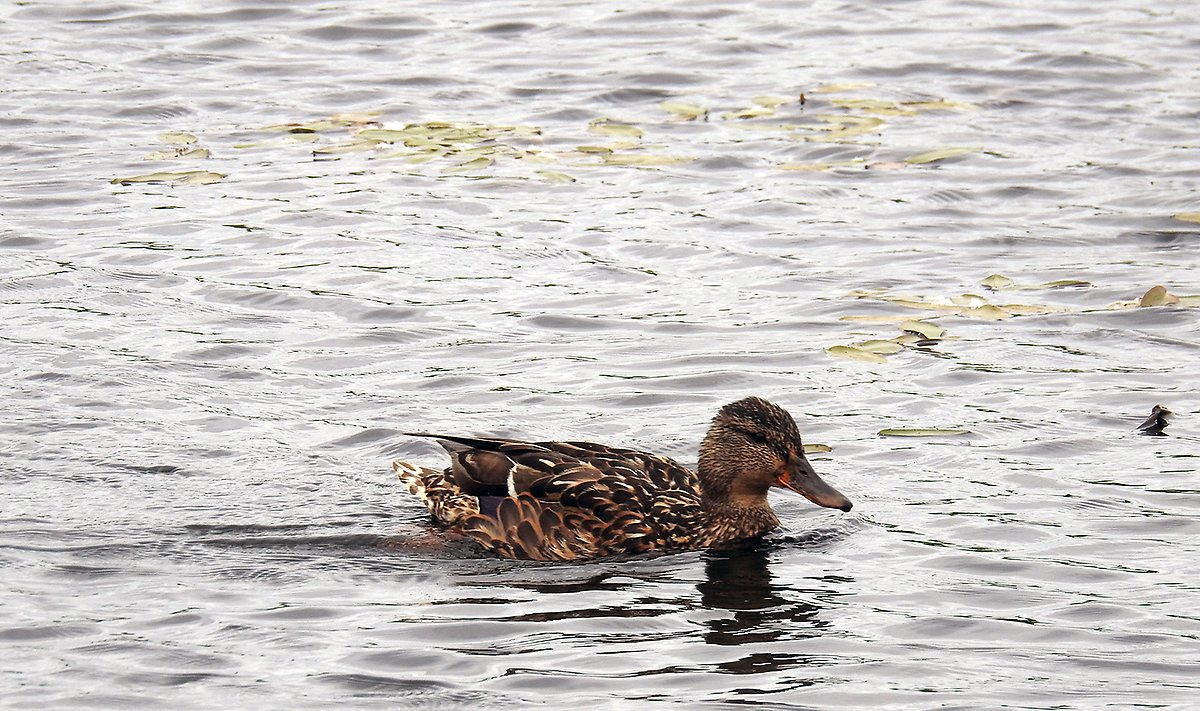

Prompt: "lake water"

[2,0,1199,708]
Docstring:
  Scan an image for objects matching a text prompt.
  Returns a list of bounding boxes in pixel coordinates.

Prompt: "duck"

[392,396,852,561]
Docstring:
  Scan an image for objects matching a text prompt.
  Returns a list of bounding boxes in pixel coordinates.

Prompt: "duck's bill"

[777,455,853,512]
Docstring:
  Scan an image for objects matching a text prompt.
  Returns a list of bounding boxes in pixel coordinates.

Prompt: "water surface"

[2,0,1199,708]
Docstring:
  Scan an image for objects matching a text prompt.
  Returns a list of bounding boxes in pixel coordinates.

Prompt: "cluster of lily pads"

[827,275,1199,365]
[108,82,995,186]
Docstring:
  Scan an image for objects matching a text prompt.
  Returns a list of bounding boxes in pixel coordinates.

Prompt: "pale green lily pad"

[312,139,380,156]
[1139,285,1179,307]
[811,82,877,93]
[600,153,689,167]
[803,443,832,454]
[111,170,224,185]
[723,105,775,120]
[879,428,970,437]
[906,147,974,164]
[753,95,790,108]
[159,131,197,145]
[962,304,1012,320]
[442,156,494,173]
[899,319,945,339]
[951,293,988,308]
[826,345,887,364]
[999,303,1057,315]
[1174,212,1200,224]
[537,170,576,183]
[902,99,976,112]
[1036,279,1090,289]
[576,145,614,154]
[661,101,707,120]
[981,274,1015,290]
[857,339,904,354]
[1179,295,1200,306]
[588,119,644,139]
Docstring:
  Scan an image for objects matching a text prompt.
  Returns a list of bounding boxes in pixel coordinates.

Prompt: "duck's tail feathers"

[393,459,480,526]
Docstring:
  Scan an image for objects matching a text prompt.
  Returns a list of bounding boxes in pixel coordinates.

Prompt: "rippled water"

[3,0,1199,708]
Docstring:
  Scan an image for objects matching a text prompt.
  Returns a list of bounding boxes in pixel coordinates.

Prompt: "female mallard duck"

[393,396,852,561]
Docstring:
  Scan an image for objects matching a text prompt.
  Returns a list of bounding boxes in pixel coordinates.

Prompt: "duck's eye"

[746,431,768,445]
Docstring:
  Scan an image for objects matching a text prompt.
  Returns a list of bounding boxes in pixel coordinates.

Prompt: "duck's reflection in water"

[697,542,846,676]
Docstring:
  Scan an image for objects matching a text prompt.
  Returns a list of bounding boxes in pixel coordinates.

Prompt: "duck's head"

[698,396,852,512]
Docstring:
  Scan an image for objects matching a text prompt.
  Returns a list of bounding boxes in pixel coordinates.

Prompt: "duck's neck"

[700,497,781,544]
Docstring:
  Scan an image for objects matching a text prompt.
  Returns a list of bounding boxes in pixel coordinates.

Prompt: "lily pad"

[111,170,225,185]
[159,131,197,145]
[1174,212,1200,224]
[898,319,945,339]
[825,345,887,364]
[576,145,614,154]
[962,304,1012,320]
[661,101,707,121]
[600,153,689,167]
[442,156,494,173]
[810,82,877,93]
[723,105,775,120]
[857,339,904,354]
[1139,285,1179,307]
[753,95,790,108]
[905,147,974,164]
[981,274,1015,290]
[878,428,970,437]
[537,170,576,183]
[588,119,644,139]
[803,443,832,454]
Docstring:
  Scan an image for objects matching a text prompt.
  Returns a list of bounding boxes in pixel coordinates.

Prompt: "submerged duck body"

[393,397,852,561]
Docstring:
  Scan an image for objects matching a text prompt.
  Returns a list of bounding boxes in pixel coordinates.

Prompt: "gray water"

[3,0,1199,708]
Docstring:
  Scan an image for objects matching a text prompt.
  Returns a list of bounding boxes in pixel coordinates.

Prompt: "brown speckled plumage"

[393,397,852,561]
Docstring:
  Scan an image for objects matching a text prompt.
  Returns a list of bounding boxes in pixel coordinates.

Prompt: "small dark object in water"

[1136,404,1172,436]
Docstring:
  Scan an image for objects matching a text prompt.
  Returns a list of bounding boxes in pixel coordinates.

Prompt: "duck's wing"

[401,434,705,560]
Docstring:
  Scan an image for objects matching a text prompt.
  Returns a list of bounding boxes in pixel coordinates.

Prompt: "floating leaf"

[825,345,887,364]
[575,145,614,154]
[1179,295,1200,306]
[355,128,420,142]
[811,82,877,93]
[838,315,912,324]
[588,119,644,138]
[1138,285,1179,307]
[537,170,576,183]
[951,293,988,308]
[779,162,833,172]
[832,98,912,115]
[905,147,974,164]
[1174,212,1200,224]
[1037,279,1090,289]
[962,304,1012,320]
[878,428,969,437]
[753,95,790,108]
[312,139,380,156]
[803,443,832,454]
[858,340,904,354]
[661,101,707,120]
[723,105,775,120]
[111,170,224,185]
[159,131,197,145]
[981,274,1015,290]
[330,110,383,124]
[898,320,945,339]
[600,153,689,166]
[902,99,976,112]
[442,156,493,173]
[999,303,1057,315]
[178,148,210,159]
